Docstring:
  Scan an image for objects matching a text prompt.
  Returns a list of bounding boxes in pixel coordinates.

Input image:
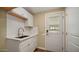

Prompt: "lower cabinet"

[6,36,37,52]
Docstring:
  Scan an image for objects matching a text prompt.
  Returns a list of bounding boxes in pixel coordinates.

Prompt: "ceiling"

[24,7,61,14]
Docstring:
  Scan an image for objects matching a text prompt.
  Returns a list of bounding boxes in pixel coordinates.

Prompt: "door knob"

[46,30,48,35]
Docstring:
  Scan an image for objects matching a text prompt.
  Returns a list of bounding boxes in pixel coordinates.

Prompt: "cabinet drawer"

[20,42,31,49]
[19,36,37,52]
[19,39,31,52]
[20,44,31,52]
[20,39,30,47]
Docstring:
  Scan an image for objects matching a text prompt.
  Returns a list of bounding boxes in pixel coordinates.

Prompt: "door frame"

[45,11,65,51]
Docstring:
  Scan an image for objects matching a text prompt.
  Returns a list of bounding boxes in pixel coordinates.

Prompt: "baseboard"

[37,47,46,50]
[63,48,68,52]
[0,49,8,52]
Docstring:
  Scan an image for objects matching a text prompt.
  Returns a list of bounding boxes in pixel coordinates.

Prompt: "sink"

[15,35,29,39]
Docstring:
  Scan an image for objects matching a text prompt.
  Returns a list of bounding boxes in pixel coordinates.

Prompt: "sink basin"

[15,35,29,39]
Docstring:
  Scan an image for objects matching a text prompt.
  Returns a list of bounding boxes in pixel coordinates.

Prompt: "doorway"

[45,11,65,52]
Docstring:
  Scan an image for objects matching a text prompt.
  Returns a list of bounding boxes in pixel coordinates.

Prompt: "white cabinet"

[6,36,37,52]
[10,7,33,27]
[24,13,33,27]
[10,7,28,19]
[19,36,37,52]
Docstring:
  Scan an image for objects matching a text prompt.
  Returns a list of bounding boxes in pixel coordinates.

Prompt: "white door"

[66,8,79,52]
[45,12,64,52]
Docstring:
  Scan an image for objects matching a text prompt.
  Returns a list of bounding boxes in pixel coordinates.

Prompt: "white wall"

[7,14,25,38]
[7,14,38,38]
[0,9,6,51]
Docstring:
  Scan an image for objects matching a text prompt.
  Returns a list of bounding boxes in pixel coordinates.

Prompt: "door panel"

[46,32,62,51]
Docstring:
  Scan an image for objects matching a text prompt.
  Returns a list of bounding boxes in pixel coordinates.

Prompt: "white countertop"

[6,34,38,41]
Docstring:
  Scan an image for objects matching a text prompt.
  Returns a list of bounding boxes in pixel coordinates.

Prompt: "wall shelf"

[8,12,27,20]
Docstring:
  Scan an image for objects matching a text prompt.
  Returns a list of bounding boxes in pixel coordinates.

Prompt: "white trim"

[45,11,64,17]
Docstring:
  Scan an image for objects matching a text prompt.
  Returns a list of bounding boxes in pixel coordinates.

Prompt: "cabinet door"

[25,13,33,27]
[20,36,37,52]
[20,45,30,52]
[28,14,33,26]
[29,36,37,51]
[20,39,31,52]
[11,7,28,18]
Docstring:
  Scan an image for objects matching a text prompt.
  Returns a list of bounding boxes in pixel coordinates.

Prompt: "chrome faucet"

[18,27,24,37]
